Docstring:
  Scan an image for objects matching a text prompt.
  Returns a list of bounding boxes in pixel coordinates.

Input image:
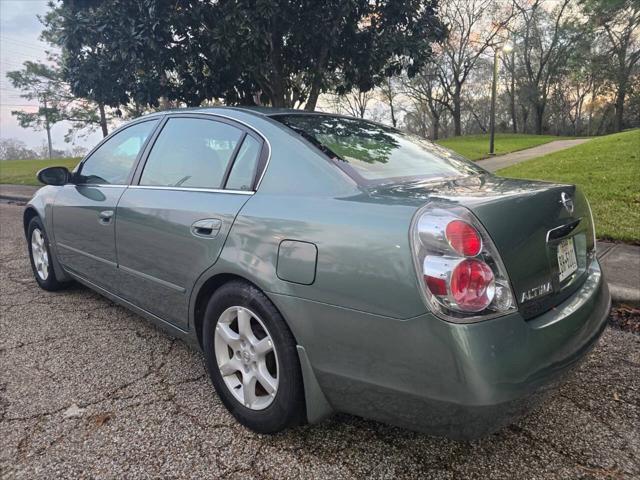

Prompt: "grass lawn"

[498,129,640,244]
[437,133,572,160]
[0,157,81,186]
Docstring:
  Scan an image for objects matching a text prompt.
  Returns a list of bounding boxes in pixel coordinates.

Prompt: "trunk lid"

[365,174,596,319]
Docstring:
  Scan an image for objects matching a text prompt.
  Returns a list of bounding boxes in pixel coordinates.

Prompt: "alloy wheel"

[214,306,279,410]
[31,228,49,281]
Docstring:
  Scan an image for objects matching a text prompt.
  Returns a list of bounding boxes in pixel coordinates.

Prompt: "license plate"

[557,237,578,282]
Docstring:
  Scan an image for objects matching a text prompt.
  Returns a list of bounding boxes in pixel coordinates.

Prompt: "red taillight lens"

[445,220,482,257]
[425,275,447,296]
[450,259,495,312]
[411,204,515,320]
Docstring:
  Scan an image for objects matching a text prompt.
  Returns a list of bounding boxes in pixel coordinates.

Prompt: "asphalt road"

[1,202,638,480]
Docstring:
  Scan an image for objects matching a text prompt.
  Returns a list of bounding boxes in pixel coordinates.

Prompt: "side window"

[225,135,261,191]
[140,118,243,189]
[79,120,157,185]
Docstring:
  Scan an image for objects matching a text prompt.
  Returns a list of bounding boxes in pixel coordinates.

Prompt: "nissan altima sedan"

[25,107,610,439]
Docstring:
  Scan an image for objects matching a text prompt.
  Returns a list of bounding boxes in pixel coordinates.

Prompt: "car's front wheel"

[27,216,68,291]
[202,281,306,433]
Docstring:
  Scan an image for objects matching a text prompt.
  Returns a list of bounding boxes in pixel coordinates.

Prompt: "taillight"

[445,220,482,257]
[450,259,495,312]
[411,204,516,322]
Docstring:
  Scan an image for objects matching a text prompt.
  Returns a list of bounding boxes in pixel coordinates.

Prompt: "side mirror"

[37,166,71,186]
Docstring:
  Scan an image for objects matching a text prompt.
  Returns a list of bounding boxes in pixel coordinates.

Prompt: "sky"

[0,0,102,152]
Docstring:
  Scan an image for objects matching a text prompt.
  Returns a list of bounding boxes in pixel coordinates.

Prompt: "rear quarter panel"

[212,192,427,320]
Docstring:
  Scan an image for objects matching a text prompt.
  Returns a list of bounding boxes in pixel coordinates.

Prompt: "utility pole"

[489,42,513,156]
[43,94,53,159]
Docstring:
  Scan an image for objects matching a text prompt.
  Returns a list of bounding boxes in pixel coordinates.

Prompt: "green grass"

[0,157,81,185]
[437,133,572,160]
[498,129,640,243]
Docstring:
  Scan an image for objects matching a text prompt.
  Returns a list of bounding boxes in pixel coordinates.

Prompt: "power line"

[0,37,54,53]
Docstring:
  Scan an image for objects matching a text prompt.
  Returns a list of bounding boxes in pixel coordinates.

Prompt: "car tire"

[202,280,306,433]
[27,216,69,291]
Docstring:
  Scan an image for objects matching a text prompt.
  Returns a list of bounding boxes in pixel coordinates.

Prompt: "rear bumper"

[421,260,610,439]
[271,260,610,439]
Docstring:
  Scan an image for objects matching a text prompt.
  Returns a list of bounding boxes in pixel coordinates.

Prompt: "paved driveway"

[1,202,638,479]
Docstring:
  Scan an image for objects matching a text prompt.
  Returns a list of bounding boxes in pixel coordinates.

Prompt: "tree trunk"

[489,50,499,154]
[305,47,330,111]
[452,90,462,136]
[432,115,440,140]
[389,102,397,128]
[305,84,320,111]
[534,103,545,135]
[99,103,108,137]
[509,52,517,133]
[43,96,52,159]
[509,85,517,132]
[268,26,287,108]
[270,90,286,108]
[596,104,613,135]
[614,84,626,132]
[521,105,529,134]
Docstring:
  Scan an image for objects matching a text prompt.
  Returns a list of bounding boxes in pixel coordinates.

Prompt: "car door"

[52,119,159,289]
[114,114,265,328]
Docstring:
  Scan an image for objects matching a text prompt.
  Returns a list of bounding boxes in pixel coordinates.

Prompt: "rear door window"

[140,118,243,189]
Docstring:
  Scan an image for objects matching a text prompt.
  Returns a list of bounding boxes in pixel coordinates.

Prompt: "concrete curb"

[0,185,38,204]
[609,284,640,306]
[0,194,29,204]
[597,241,640,306]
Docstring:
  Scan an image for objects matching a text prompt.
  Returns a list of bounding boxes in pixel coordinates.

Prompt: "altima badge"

[560,192,574,214]
[521,281,552,303]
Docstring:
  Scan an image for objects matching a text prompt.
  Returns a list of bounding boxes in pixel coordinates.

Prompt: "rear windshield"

[272,114,484,185]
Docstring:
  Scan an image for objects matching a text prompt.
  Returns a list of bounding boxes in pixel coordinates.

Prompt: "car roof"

[142,106,334,120]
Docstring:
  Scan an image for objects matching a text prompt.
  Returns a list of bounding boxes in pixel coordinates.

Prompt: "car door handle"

[99,210,114,225]
[191,219,222,238]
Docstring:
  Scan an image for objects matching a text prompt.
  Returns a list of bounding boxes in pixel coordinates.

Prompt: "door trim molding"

[64,268,190,335]
[56,242,117,267]
[127,185,254,195]
[118,264,187,293]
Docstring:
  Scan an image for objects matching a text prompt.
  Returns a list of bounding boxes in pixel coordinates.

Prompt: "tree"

[0,138,39,161]
[41,1,174,131]
[324,89,375,119]
[512,0,580,135]
[184,0,446,109]
[46,0,445,111]
[6,59,113,154]
[433,0,514,136]
[583,0,640,131]
[501,43,518,132]
[6,61,64,159]
[378,77,403,128]
[403,65,450,139]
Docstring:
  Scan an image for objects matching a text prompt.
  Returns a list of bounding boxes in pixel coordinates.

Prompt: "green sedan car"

[25,107,610,439]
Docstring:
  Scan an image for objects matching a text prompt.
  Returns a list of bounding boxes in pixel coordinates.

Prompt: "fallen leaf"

[63,404,85,419]
[609,306,640,335]
[93,413,111,427]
